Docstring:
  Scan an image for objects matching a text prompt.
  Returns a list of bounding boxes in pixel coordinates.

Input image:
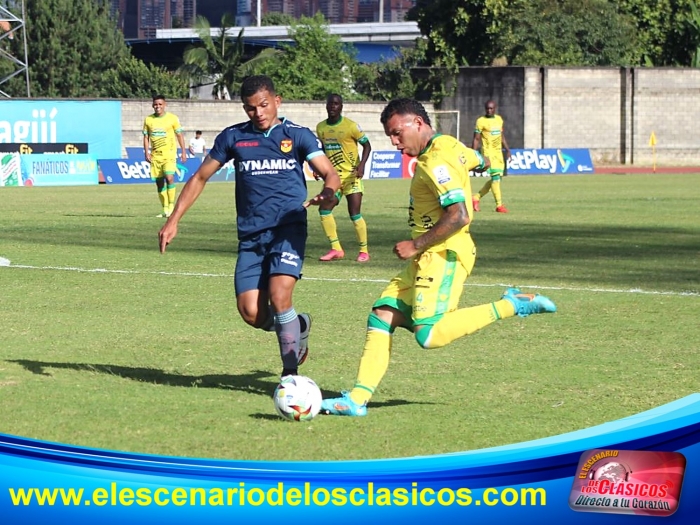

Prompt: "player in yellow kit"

[143,95,187,217]
[472,100,511,213]
[320,98,557,417]
[316,94,372,262]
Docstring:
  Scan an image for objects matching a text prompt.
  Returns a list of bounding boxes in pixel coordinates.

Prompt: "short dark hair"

[380,98,431,127]
[240,75,276,100]
[326,93,343,104]
[152,94,166,102]
[195,130,202,135]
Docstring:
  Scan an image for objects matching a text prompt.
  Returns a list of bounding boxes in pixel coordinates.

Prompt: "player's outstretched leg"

[501,288,557,317]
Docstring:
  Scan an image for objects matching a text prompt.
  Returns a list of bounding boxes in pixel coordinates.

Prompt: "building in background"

[109,0,415,38]
[110,0,198,39]
[381,0,414,23]
[229,0,415,27]
[196,0,235,26]
[357,0,376,22]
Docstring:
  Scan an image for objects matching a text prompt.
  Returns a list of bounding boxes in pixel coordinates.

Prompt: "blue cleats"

[502,288,557,318]
[321,391,368,417]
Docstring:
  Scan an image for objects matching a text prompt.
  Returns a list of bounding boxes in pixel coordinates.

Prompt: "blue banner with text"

[1,394,699,524]
[506,149,594,175]
[0,101,122,160]
[19,154,99,186]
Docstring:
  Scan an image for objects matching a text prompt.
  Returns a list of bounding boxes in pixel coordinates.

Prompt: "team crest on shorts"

[280,139,292,153]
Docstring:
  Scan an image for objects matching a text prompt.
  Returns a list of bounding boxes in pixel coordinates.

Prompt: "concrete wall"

[122,67,700,166]
[442,67,700,166]
[632,68,700,165]
[446,67,526,148]
[122,100,435,157]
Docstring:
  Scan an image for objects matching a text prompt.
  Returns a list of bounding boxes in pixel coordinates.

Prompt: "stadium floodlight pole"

[20,0,28,96]
[257,0,261,27]
[0,0,31,98]
[379,0,384,23]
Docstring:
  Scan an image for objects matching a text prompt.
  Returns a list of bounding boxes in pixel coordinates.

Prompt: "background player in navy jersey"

[159,75,341,378]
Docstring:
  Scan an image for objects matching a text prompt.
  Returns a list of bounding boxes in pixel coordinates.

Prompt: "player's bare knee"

[237,303,263,328]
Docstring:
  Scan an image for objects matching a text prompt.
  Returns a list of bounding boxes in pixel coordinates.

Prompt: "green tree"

[689,0,700,65]
[405,0,511,102]
[19,0,129,97]
[501,0,639,66]
[353,40,430,101]
[407,0,507,67]
[260,13,359,100]
[407,0,699,68]
[2,0,183,98]
[618,0,699,66]
[178,14,280,99]
[100,55,189,98]
[262,12,296,26]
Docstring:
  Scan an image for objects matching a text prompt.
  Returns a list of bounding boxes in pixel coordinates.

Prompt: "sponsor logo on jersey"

[236,141,259,147]
[280,139,292,153]
[239,158,297,174]
[433,165,452,184]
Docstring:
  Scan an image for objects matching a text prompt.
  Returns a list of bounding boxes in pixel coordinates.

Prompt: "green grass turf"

[0,173,698,461]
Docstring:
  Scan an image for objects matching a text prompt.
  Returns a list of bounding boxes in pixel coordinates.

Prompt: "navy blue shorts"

[234,223,307,295]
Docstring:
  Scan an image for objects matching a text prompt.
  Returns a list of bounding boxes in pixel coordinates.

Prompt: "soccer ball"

[273,375,323,421]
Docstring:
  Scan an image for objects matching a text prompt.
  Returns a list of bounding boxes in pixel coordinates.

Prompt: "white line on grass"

[2,260,699,298]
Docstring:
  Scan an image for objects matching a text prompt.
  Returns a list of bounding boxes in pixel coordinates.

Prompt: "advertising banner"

[100,158,234,185]
[99,158,195,185]
[19,154,99,186]
[506,149,594,175]
[368,151,403,179]
[0,101,121,160]
[0,143,88,154]
[356,149,595,179]
[1,394,699,524]
[1,152,23,186]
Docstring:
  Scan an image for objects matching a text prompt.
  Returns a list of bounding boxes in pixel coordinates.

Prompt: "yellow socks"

[351,214,368,253]
[491,177,502,206]
[320,210,342,251]
[166,183,177,212]
[478,178,492,199]
[415,299,516,349]
[158,187,168,211]
[350,312,393,405]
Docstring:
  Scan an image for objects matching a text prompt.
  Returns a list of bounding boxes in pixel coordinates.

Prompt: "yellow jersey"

[409,134,485,249]
[474,114,505,155]
[316,116,369,177]
[143,112,183,158]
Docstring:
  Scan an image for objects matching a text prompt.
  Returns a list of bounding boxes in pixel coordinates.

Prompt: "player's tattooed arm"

[393,202,469,260]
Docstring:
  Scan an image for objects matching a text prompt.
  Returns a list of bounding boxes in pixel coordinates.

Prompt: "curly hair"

[380,99,431,127]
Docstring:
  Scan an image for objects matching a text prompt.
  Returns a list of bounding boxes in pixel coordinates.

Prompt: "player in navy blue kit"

[159,75,341,378]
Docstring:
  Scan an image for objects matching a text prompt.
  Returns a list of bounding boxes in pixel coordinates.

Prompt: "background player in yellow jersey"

[316,94,373,262]
[321,98,556,417]
[143,95,187,218]
[472,99,511,213]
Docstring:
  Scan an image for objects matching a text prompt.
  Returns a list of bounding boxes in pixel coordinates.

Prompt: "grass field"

[0,173,698,461]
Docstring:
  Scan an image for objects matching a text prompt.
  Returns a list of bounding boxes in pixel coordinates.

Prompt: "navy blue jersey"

[209,118,324,239]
